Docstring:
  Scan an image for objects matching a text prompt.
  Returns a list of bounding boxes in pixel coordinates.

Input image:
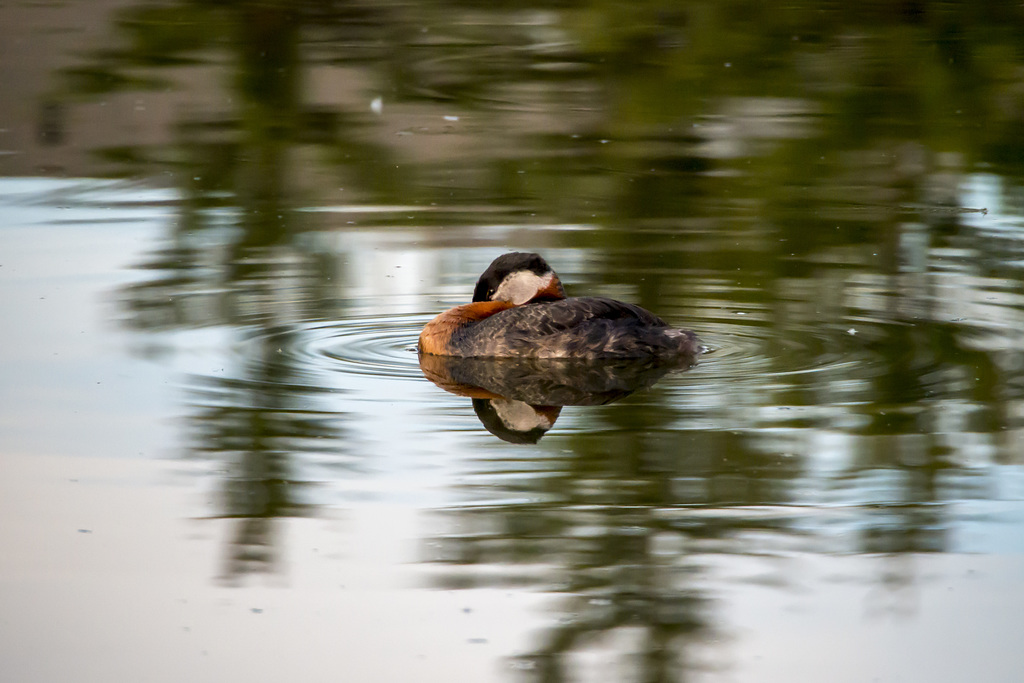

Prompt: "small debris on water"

[847,328,857,335]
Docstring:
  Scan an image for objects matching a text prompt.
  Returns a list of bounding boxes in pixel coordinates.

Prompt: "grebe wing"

[507,297,670,331]
[452,296,697,358]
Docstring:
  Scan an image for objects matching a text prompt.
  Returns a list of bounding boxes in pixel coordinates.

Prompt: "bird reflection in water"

[419,354,698,443]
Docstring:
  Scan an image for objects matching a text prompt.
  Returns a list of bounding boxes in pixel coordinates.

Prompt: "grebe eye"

[487,288,494,298]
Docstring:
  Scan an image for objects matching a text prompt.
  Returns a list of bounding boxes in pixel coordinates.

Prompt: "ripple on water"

[233,314,427,385]
[227,311,872,393]
[222,294,1012,398]
[691,315,875,384]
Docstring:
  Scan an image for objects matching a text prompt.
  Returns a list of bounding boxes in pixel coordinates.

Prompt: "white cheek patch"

[492,271,553,304]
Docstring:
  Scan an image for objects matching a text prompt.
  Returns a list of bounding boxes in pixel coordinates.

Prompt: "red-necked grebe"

[419,252,702,359]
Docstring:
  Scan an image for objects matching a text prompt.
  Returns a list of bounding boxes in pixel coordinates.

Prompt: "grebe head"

[472,252,567,304]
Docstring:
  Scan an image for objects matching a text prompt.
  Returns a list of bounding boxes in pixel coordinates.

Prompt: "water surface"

[2,3,1024,682]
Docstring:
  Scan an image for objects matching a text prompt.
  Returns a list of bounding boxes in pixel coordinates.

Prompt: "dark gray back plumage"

[451,297,700,359]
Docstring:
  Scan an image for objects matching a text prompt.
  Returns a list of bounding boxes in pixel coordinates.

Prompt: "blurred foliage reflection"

[17,0,1024,678]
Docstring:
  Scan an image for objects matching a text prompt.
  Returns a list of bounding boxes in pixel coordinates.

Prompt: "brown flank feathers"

[418,300,516,355]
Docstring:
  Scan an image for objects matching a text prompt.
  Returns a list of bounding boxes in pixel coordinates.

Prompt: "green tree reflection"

[84,3,367,582]
[429,393,801,681]
[45,0,1024,674]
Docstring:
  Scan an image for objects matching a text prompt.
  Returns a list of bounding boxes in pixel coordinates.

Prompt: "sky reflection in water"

[2,2,1024,682]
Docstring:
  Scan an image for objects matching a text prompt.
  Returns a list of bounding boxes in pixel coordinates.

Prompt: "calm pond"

[2,2,1024,682]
